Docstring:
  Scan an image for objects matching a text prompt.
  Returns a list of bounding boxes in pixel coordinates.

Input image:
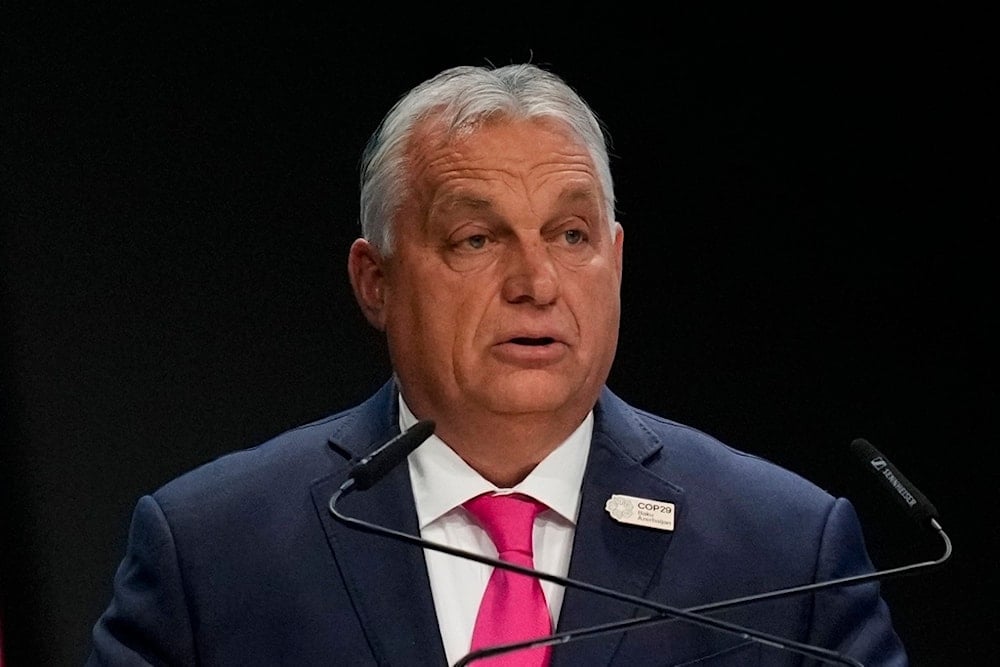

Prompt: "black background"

[2,6,995,666]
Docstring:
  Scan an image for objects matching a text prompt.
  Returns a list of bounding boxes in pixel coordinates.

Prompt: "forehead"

[406,116,600,197]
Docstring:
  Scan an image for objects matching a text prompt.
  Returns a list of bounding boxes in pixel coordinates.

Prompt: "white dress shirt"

[400,395,592,667]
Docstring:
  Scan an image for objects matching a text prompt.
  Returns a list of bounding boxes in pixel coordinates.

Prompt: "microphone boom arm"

[329,480,865,667]
[327,428,942,667]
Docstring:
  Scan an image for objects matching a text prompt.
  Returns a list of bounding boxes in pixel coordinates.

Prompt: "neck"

[415,406,588,488]
[448,425,559,488]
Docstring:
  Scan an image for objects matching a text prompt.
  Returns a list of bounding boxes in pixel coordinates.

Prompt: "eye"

[563,229,586,245]
[465,234,488,250]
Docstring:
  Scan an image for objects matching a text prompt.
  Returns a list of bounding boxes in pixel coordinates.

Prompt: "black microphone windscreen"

[850,438,939,523]
[351,420,436,490]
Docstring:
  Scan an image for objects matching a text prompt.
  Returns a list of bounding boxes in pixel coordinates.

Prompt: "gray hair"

[358,63,616,254]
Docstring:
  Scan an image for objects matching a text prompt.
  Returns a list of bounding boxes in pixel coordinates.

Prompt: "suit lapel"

[310,384,448,666]
[307,384,687,666]
[552,391,686,666]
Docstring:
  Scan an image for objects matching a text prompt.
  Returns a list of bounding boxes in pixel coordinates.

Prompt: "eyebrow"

[556,185,601,208]
[439,193,494,211]
[432,184,602,222]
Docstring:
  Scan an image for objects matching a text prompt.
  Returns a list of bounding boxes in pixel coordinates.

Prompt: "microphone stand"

[329,426,941,667]
[329,480,865,667]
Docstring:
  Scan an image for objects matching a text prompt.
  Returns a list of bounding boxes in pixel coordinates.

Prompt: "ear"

[348,238,388,331]
[612,221,624,280]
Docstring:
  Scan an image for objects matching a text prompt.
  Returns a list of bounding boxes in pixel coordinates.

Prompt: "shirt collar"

[400,393,592,529]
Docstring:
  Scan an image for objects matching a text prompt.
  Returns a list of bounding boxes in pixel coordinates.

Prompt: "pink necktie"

[464,492,552,666]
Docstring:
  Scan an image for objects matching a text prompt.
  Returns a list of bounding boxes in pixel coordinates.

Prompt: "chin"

[474,374,586,417]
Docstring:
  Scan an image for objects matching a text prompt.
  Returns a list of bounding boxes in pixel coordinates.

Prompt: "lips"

[492,333,567,365]
[509,336,557,346]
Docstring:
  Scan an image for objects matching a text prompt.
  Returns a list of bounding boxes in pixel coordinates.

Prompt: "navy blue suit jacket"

[88,381,907,665]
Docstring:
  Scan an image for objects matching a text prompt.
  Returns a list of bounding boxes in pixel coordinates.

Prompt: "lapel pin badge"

[605,494,675,531]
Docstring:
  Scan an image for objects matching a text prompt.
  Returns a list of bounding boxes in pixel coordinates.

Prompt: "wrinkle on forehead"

[405,116,602,220]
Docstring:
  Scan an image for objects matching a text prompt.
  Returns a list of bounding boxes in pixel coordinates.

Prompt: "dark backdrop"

[2,6,994,666]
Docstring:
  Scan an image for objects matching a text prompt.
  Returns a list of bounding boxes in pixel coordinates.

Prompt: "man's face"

[356,117,623,428]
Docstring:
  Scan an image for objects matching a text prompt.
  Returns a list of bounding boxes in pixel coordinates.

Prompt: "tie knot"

[463,493,546,556]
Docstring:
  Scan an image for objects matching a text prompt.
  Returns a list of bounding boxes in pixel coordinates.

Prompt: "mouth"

[492,335,567,366]
[510,336,557,346]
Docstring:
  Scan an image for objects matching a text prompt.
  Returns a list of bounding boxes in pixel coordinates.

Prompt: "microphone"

[328,422,888,667]
[348,419,436,490]
[455,438,951,665]
[850,437,939,524]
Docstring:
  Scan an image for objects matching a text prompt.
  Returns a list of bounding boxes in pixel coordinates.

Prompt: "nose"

[501,240,559,305]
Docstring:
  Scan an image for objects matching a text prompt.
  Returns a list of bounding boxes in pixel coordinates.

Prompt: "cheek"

[387,273,490,348]
[569,269,622,334]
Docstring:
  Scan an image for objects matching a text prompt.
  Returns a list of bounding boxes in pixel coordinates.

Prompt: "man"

[88,63,907,666]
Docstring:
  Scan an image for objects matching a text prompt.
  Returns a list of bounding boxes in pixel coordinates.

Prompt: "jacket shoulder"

[598,387,837,509]
[152,381,397,510]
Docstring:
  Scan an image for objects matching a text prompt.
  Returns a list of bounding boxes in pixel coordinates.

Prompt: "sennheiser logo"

[869,457,917,507]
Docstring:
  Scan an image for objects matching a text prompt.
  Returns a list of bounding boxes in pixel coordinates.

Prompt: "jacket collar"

[310,382,686,666]
[551,387,685,666]
[311,381,450,666]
